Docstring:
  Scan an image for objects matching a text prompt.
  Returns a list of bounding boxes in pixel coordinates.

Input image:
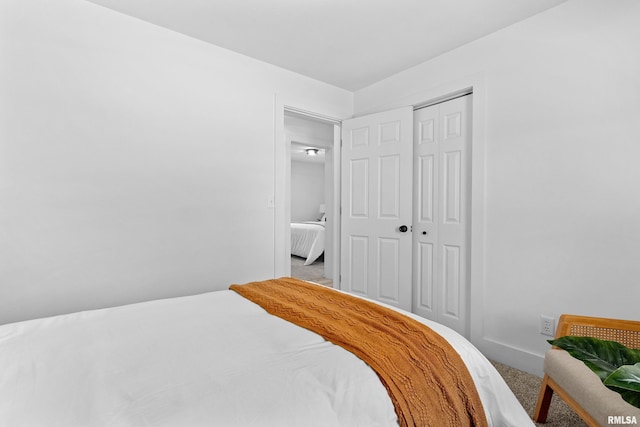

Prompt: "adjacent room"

[2,0,639,425]
[285,111,335,287]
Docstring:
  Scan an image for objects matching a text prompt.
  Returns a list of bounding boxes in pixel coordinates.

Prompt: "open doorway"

[285,112,335,286]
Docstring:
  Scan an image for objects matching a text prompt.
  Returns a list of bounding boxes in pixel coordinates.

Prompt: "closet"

[340,95,472,336]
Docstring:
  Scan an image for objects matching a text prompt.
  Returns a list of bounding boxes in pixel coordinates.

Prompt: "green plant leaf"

[605,363,640,408]
[618,389,640,408]
[605,363,640,392]
[548,336,640,381]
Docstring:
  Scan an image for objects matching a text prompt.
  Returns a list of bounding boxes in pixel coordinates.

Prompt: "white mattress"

[0,287,534,426]
[290,222,325,265]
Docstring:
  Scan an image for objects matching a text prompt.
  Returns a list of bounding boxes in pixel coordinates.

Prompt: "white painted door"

[340,107,413,311]
[412,95,472,336]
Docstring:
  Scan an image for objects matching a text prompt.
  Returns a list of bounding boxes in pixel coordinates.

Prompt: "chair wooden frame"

[533,314,640,426]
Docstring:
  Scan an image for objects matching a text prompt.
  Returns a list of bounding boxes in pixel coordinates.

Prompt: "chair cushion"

[544,349,640,425]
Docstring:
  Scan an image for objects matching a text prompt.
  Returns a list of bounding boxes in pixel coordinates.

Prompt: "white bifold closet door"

[412,95,472,337]
[340,107,413,312]
[341,95,472,337]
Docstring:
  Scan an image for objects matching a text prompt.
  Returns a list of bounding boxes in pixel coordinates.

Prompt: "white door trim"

[274,95,344,283]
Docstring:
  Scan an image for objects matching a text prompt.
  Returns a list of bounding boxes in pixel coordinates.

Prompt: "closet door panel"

[341,107,413,311]
[413,95,472,337]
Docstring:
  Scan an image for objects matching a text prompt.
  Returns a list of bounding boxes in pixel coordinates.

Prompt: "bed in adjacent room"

[290,221,325,265]
[0,277,534,427]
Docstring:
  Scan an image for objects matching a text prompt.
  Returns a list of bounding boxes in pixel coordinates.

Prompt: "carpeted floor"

[291,255,585,426]
[491,360,586,426]
[291,255,333,287]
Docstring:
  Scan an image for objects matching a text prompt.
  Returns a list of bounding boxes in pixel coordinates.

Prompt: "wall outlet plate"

[540,315,555,336]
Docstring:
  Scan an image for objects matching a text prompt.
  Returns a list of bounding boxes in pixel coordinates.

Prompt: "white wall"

[2,0,637,376]
[354,0,640,375]
[290,161,325,222]
[0,0,352,325]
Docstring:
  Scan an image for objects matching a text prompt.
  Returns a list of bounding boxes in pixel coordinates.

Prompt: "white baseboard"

[474,336,545,377]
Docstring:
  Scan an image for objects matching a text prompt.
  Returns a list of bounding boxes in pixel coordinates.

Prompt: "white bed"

[290,221,325,265]
[0,280,535,427]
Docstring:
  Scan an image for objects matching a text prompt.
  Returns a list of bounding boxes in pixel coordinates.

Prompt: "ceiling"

[286,113,334,164]
[84,0,567,91]
[290,142,326,164]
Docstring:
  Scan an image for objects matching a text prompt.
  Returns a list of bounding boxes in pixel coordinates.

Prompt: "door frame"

[274,97,343,284]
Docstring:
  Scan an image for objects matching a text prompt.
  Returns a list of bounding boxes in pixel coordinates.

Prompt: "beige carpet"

[291,255,585,425]
[290,255,333,287]
[491,360,586,426]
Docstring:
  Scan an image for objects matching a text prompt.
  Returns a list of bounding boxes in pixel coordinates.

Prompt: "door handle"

[398,225,408,233]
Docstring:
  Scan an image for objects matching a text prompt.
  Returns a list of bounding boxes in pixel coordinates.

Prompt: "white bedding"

[290,221,325,265]
[0,286,534,427]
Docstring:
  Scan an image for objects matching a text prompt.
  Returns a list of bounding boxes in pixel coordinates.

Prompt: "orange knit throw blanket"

[230,277,487,427]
